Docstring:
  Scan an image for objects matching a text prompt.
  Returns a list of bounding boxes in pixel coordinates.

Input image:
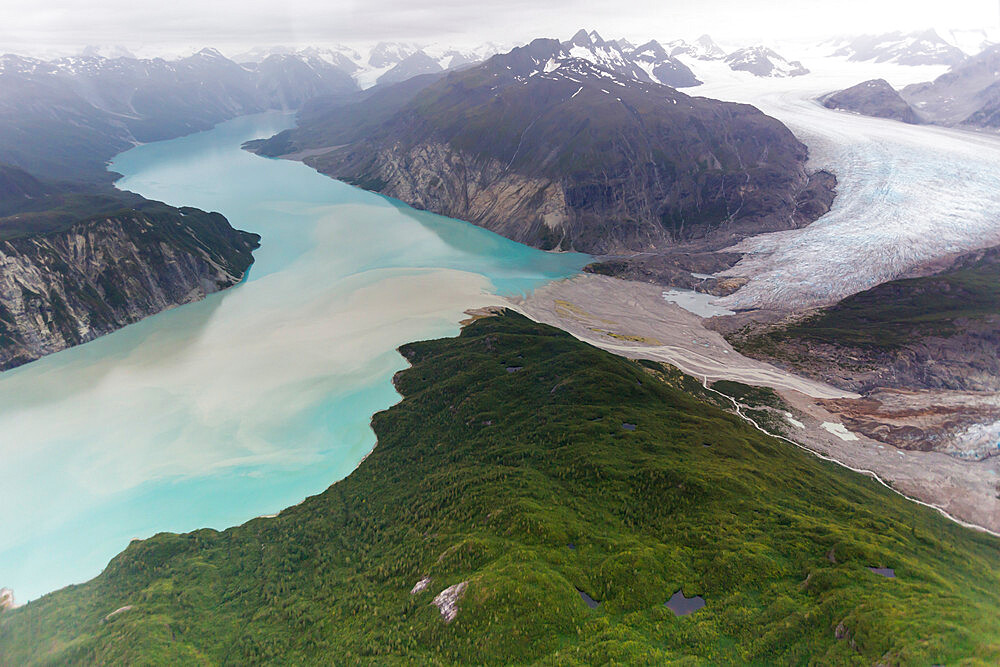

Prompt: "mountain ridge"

[249,35,834,279]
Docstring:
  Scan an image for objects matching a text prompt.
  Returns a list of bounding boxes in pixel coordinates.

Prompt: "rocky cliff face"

[0,204,259,370]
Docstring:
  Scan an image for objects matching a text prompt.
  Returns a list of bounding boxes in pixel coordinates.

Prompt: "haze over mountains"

[826,29,970,66]
[822,43,1000,131]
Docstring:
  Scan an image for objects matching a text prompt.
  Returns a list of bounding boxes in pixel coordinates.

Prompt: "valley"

[3,22,1000,664]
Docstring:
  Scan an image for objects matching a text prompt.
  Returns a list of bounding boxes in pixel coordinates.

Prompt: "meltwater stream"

[0,112,589,602]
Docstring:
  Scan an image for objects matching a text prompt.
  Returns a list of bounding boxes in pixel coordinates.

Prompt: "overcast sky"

[1,0,997,57]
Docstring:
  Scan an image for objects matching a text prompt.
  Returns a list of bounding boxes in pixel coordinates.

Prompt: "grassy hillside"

[2,312,998,664]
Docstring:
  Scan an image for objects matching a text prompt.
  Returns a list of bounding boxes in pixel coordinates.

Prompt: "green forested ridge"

[2,312,998,664]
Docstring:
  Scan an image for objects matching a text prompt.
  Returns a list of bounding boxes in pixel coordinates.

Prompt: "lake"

[0,112,588,603]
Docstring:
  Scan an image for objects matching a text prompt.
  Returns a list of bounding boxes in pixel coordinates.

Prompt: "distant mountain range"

[725,46,809,78]
[0,48,359,181]
[0,32,809,185]
[821,44,1000,130]
[249,32,833,272]
[826,30,969,67]
[233,41,505,89]
[903,44,1000,128]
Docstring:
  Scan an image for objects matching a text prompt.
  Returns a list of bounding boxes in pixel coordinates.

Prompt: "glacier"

[685,58,1000,311]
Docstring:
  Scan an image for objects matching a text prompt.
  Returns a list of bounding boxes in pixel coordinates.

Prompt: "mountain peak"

[194,47,225,59]
[568,29,601,47]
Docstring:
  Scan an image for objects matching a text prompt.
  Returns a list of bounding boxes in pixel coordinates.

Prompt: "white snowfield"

[683,57,1000,311]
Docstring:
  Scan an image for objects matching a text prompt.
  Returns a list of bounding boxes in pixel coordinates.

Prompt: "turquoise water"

[0,112,588,603]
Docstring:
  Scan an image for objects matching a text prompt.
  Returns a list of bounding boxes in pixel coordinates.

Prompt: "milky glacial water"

[0,112,589,602]
[661,288,735,318]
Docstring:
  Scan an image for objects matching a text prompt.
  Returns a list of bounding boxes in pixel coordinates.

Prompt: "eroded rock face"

[410,577,431,595]
[821,390,1000,460]
[432,581,468,623]
[0,207,259,370]
[902,45,1000,128]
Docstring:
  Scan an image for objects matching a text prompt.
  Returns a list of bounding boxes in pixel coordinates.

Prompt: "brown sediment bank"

[508,273,1000,535]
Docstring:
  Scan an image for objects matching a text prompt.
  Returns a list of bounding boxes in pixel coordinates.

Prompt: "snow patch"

[785,412,805,429]
[822,422,859,441]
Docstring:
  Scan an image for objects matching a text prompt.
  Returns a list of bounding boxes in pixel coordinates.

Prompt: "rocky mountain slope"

[821,79,921,124]
[2,312,998,664]
[624,39,701,88]
[728,245,1000,394]
[902,44,1000,128]
[724,245,1000,459]
[0,172,259,369]
[250,36,833,265]
[819,46,1000,130]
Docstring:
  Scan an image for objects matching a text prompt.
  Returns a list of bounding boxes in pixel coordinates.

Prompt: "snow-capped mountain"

[625,39,701,87]
[376,51,443,86]
[667,35,727,61]
[231,45,298,63]
[367,41,420,68]
[561,29,651,82]
[553,29,699,88]
[828,30,967,67]
[724,46,809,78]
[297,46,364,73]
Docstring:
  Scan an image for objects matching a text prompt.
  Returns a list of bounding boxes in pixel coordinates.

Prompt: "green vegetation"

[2,312,999,664]
[710,380,784,409]
[709,380,793,436]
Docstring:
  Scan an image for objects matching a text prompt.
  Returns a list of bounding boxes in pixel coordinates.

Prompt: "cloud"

[0,0,992,56]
